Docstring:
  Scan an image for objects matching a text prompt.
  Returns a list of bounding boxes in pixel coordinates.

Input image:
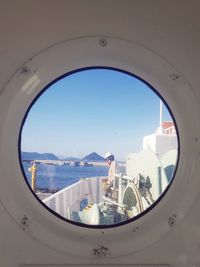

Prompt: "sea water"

[22,162,109,190]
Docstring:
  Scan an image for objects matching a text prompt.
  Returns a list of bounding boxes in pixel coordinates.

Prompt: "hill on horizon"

[21,151,58,160]
[21,151,105,162]
[82,152,104,162]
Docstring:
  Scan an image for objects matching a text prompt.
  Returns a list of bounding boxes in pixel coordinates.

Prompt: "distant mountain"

[21,152,58,160]
[21,151,104,162]
[82,152,104,162]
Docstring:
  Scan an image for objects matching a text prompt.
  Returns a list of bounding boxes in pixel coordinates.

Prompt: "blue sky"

[21,68,173,161]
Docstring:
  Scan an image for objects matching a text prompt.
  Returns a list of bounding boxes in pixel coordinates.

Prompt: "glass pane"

[20,68,178,226]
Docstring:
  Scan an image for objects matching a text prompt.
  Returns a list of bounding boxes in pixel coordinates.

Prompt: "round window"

[19,67,179,227]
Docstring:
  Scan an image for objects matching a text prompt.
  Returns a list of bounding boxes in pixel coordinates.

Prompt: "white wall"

[143,133,178,155]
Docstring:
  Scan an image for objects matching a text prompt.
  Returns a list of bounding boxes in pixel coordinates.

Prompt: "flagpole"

[160,100,163,133]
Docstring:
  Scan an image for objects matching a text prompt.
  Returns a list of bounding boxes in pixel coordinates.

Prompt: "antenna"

[159,100,163,133]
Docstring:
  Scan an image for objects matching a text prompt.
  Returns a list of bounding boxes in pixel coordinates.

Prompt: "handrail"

[163,125,176,135]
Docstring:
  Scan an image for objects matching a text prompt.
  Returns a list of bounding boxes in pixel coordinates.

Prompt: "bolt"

[168,215,176,227]
[20,215,30,231]
[133,226,139,232]
[93,245,110,257]
[20,66,30,75]
[99,38,107,47]
[170,73,179,81]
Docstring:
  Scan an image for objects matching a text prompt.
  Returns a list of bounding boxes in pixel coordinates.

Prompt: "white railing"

[163,126,176,135]
[43,176,106,219]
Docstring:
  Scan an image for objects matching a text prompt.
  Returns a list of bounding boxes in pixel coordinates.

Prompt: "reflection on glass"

[20,68,178,226]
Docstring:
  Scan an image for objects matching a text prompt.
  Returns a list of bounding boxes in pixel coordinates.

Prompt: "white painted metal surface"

[126,150,168,199]
[143,133,177,155]
[43,177,104,219]
[0,1,200,266]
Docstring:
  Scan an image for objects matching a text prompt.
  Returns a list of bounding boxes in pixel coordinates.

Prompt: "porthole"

[19,67,179,228]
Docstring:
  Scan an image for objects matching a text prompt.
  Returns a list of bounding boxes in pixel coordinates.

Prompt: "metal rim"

[18,65,180,229]
[0,37,198,257]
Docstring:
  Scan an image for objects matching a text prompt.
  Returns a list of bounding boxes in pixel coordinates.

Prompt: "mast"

[159,100,163,133]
